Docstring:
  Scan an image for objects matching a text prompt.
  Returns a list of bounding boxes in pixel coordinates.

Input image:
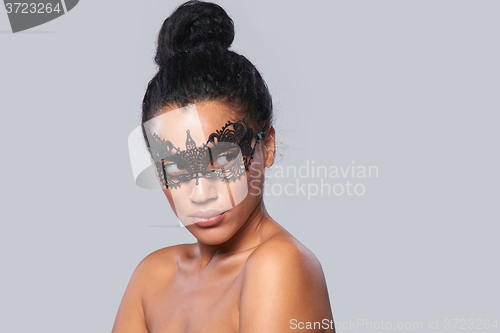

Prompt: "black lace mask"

[147,118,266,189]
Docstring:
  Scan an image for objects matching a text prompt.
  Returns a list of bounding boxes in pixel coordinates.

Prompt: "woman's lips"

[190,210,227,227]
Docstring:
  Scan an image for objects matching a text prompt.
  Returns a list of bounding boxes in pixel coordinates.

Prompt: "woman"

[113,1,335,332]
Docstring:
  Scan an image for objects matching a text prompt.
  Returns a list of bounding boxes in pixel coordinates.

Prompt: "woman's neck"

[195,198,271,269]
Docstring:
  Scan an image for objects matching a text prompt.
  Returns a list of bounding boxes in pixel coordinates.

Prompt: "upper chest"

[144,258,246,333]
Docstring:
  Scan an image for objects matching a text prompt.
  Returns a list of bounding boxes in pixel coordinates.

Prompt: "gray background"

[1,0,498,332]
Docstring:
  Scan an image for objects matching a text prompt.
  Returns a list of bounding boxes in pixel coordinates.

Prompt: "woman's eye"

[163,162,186,174]
[213,151,239,168]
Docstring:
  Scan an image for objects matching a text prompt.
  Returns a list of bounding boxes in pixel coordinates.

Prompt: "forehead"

[145,102,239,148]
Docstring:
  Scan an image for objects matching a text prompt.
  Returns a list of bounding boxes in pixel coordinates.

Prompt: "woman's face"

[145,101,270,245]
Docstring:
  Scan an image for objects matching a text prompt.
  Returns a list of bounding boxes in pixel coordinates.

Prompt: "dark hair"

[141,0,273,147]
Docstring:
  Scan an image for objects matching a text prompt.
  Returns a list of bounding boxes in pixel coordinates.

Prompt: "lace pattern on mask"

[148,118,265,189]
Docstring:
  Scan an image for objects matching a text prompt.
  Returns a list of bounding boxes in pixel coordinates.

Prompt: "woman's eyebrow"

[209,142,240,154]
[161,154,181,162]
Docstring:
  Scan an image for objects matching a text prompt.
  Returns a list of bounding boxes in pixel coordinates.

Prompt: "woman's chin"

[186,225,236,246]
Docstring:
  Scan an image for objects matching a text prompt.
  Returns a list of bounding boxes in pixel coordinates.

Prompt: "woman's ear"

[262,126,276,168]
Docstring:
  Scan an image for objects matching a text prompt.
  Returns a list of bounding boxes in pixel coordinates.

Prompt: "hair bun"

[155,0,235,67]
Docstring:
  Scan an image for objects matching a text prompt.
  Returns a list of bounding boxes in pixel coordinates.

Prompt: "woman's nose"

[189,175,218,203]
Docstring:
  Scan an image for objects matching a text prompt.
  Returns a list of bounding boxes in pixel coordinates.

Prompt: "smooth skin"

[112,101,335,333]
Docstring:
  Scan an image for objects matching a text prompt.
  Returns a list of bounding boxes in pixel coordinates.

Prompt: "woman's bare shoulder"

[112,244,196,333]
[244,233,324,282]
[239,234,334,332]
